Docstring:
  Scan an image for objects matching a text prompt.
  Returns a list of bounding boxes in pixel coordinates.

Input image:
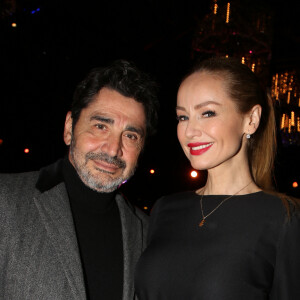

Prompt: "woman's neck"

[198,157,261,195]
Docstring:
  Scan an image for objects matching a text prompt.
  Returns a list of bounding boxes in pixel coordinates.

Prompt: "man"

[0,60,159,300]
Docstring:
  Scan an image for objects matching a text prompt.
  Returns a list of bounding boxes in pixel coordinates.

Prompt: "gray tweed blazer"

[0,160,148,300]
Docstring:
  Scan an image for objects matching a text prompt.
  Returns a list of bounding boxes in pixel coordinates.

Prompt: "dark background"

[1,0,299,210]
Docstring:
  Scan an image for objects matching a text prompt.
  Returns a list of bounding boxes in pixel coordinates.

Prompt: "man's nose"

[101,134,123,157]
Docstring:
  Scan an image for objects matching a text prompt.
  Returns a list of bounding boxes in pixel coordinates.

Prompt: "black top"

[63,159,123,300]
[135,191,300,299]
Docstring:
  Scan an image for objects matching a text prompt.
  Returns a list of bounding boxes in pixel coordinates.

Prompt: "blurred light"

[293,182,298,188]
[213,3,218,14]
[249,50,253,54]
[190,170,198,178]
[12,23,17,27]
[226,2,230,23]
[31,8,40,14]
[291,111,295,126]
[0,139,3,145]
[24,148,30,154]
[143,206,148,210]
[150,169,155,174]
[281,114,286,129]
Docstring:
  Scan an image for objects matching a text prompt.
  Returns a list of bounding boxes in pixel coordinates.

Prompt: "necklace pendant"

[199,219,205,227]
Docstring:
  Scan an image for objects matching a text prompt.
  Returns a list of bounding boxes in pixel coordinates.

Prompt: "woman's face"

[176,72,249,171]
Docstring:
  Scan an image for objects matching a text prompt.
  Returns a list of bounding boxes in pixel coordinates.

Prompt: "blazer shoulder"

[0,159,65,200]
[0,171,39,195]
[0,172,41,233]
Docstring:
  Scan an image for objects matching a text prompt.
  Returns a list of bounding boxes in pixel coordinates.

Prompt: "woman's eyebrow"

[194,101,221,110]
[176,100,221,111]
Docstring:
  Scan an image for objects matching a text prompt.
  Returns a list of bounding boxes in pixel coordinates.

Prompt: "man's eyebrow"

[90,115,145,137]
[90,115,114,124]
[176,100,221,111]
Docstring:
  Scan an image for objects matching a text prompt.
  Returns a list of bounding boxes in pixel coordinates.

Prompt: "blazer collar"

[35,158,65,193]
[116,194,144,300]
[34,160,87,299]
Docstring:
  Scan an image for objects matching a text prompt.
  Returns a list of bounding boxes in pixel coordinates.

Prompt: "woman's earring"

[246,121,255,139]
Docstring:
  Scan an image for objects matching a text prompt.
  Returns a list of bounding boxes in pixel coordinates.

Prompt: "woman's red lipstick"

[187,142,213,155]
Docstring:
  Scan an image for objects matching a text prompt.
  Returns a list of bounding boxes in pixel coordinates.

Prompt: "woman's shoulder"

[257,191,300,220]
[276,192,300,219]
[151,190,198,212]
[156,190,198,204]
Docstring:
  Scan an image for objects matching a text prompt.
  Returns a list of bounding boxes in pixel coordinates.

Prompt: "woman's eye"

[176,115,188,122]
[202,110,216,118]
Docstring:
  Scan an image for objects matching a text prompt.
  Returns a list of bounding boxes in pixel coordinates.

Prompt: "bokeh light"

[190,170,198,178]
[292,182,298,188]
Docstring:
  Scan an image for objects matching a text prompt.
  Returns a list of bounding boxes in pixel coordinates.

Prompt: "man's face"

[64,87,146,192]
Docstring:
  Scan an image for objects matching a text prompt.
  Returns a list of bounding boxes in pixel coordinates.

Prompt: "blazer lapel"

[34,182,86,300]
[116,194,144,300]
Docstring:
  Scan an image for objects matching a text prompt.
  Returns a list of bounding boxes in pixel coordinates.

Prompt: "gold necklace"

[198,181,252,227]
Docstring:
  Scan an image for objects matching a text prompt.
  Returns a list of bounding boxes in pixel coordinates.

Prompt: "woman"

[135,57,300,299]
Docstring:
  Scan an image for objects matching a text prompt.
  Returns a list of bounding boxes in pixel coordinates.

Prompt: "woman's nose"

[185,118,202,139]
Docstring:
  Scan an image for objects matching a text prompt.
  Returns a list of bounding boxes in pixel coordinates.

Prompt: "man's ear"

[245,105,262,135]
[63,111,73,146]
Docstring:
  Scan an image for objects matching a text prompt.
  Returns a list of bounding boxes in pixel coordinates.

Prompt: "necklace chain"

[199,181,252,227]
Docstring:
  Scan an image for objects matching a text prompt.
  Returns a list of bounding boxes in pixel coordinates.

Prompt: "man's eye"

[125,133,138,140]
[176,115,188,122]
[95,124,106,129]
[202,110,216,118]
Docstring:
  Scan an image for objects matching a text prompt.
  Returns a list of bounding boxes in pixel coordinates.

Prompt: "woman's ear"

[63,111,73,146]
[245,105,262,135]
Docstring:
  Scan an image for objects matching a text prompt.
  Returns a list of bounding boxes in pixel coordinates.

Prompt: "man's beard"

[69,139,136,193]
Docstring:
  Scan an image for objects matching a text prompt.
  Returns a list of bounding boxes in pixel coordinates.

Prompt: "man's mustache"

[86,152,126,169]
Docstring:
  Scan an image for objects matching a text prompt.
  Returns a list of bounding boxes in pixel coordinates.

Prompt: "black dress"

[135,191,300,299]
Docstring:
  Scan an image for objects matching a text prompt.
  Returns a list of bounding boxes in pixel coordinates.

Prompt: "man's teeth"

[192,143,213,150]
